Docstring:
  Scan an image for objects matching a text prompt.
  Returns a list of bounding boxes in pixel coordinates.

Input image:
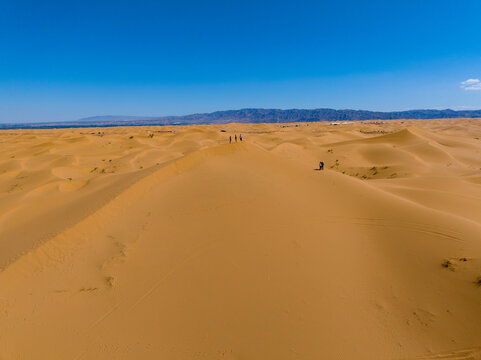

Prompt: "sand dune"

[0,119,480,359]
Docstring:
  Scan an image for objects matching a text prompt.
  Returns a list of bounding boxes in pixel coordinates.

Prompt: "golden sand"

[1,119,481,359]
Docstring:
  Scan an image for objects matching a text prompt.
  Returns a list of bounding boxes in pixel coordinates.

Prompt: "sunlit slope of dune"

[278,127,480,179]
[1,133,480,359]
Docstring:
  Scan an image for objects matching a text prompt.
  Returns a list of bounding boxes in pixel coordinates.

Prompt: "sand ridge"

[0,118,480,359]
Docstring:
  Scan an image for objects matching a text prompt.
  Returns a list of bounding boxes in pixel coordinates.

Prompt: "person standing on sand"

[240,134,243,142]
[229,136,232,144]
[235,135,237,142]
[319,161,324,170]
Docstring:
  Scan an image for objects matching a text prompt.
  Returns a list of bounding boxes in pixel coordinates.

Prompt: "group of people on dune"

[229,134,243,143]
[226,133,325,171]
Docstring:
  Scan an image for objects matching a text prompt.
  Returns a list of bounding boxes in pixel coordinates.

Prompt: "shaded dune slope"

[0,128,220,268]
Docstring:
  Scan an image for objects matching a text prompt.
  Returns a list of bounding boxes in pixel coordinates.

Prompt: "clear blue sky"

[1,0,481,123]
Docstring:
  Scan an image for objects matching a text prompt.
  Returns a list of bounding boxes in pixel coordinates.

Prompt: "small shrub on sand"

[441,259,452,268]
[475,276,481,286]
[80,287,98,292]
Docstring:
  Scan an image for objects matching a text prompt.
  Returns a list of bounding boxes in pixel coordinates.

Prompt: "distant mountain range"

[2,108,481,129]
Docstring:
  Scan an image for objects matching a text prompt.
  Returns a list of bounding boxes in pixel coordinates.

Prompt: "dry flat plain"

[1,118,481,359]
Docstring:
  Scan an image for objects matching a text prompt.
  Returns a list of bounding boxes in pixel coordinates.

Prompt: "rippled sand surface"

[1,118,481,359]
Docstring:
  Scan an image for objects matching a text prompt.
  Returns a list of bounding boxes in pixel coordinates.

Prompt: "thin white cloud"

[453,105,478,110]
[460,78,481,90]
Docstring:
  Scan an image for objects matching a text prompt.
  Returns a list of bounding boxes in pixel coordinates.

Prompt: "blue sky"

[1,0,481,123]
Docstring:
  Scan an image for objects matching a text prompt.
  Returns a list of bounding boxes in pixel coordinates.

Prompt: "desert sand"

[0,118,481,359]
